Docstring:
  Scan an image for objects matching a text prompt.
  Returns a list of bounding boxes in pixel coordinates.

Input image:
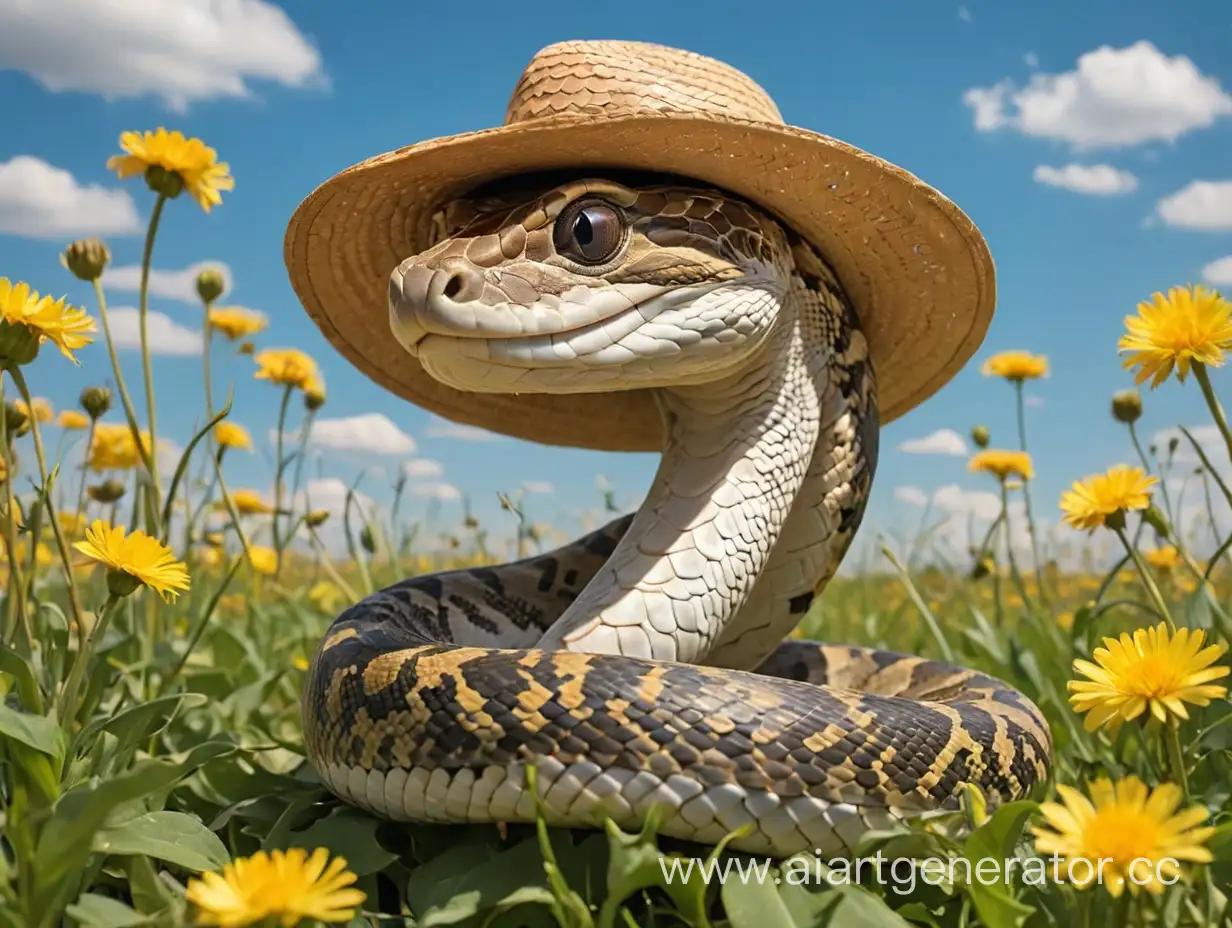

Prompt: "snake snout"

[389,258,489,352]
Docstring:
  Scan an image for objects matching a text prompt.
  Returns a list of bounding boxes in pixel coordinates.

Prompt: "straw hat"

[284,39,995,452]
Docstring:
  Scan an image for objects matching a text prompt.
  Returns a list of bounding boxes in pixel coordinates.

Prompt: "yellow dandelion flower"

[1032,775,1214,897]
[15,397,53,423]
[969,449,1034,482]
[1059,464,1157,533]
[981,350,1048,382]
[88,423,150,472]
[293,655,311,672]
[214,422,253,452]
[231,490,273,516]
[208,306,268,341]
[307,580,343,613]
[305,374,326,409]
[247,546,277,576]
[1069,622,1229,735]
[196,546,225,570]
[0,278,96,364]
[1119,284,1232,388]
[72,520,190,603]
[254,348,319,391]
[57,409,89,430]
[107,128,234,212]
[1144,546,1182,571]
[56,511,84,537]
[185,847,365,927]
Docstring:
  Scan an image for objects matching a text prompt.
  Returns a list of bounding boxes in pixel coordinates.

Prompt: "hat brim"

[284,112,995,452]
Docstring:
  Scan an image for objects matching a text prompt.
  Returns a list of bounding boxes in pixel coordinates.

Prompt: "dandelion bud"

[61,238,112,283]
[105,567,143,599]
[196,268,226,304]
[1142,502,1171,539]
[1168,436,1180,456]
[464,515,480,528]
[87,479,126,504]
[1110,389,1142,424]
[970,425,990,449]
[4,402,29,438]
[0,321,41,367]
[359,524,376,554]
[306,509,330,528]
[80,386,112,420]
[144,164,184,200]
[237,341,256,356]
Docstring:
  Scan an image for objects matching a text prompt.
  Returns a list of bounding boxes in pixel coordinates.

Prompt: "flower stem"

[881,544,956,663]
[1113,524,1176,633]
[137,194,168,519]
[71,420,95,539]
[0,376,27,649]
[9,367,88,656]
[1194,362,1232,466]
[89,278,159,533]
[1164,723,1191,803]
[1013,381,1049,605]
[56,592,120,722]
[271,384,293,578]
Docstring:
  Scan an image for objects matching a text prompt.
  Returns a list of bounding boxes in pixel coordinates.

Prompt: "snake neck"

[535,242,874,664]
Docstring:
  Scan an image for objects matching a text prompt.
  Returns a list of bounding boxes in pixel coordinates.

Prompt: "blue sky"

[0,0,1226,563]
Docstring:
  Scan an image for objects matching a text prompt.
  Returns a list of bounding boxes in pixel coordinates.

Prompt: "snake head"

[389,176,793,394]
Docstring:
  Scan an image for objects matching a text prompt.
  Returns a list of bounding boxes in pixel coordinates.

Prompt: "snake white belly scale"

[302,172,1053,858]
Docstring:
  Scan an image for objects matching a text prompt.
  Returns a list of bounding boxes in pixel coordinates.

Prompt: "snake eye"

[554,200,625,266]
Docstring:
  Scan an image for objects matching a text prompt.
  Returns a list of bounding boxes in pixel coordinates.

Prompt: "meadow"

[0,128,1230,928]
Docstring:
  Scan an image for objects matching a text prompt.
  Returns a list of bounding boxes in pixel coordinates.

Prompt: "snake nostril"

[442,272,464,300]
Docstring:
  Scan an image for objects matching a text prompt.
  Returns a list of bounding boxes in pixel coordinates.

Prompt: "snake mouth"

[392,279,673,361]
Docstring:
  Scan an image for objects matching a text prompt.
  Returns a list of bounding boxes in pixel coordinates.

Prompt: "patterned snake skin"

[302,174,1053,858]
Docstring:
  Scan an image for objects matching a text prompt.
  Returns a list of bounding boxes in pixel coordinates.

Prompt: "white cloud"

[521,481,555,494]
[1032,163,1138,195]
[897,428,968,456]
[425,415,503,442]
[105,261,232,304]
[402,459,444,479]
[1202,255,1232,286]
[411,482,462,501]
[306,414,416,455]
[894,485,929,507]
[106,307,202,356]
[963,41,1232,148]
[957,6,971,21]
[1024,52,1039,70]
[0,0,325,111]
[0,155,140,239]
[1156,180,1232,231]
[1024,394,1046,408]
[931,484,1004,522]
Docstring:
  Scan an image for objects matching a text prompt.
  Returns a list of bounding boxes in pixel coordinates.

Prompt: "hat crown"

[504,40,784,126]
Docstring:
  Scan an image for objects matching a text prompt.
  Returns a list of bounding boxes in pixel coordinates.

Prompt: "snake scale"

[302,172,1053,858]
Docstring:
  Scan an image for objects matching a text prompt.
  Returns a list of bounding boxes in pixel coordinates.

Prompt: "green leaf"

[722,877,801,928]
[124,855,178,916]
[94,810,230,872]
[0,702,63,758]
[960,799,1039,928]
[0,642,43,711]
[406,843,499,915]
[31,741,234,913]
[279,806,397,877]
[78,693,208,764]
[65,894,157,927]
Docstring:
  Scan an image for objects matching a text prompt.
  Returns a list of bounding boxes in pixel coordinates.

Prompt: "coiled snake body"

[302,174,1052,858]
